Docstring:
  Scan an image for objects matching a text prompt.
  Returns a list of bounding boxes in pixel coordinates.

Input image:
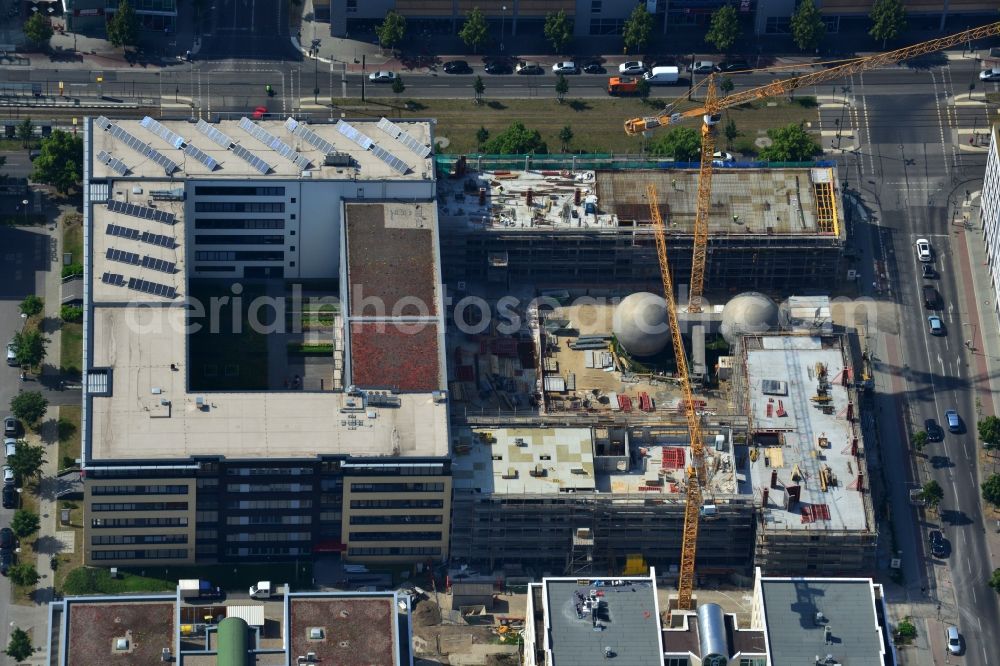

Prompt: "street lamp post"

[500,5,507,54]
[21,199,29,225]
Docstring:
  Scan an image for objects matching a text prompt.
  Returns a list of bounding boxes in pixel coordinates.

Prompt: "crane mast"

[646,184,706,611]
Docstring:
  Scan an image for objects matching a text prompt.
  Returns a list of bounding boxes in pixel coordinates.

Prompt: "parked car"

[945,409,960,432]
[6,342,16,366]
[945,626,962,655]
[688,60,716,74]
[716,59,751,72]
[922,284,939,309]
[618,61,647,75]
[4,439,15,460]
[0,548,12,576]
[582,60,606,74]
[979,68,1000,82]
[443,60,471,74]
[924,418,943,442]
[915,238,933,262]
[2,466,13,485]
[0,527,14,550]
[516,61,544,75]
[928,530,948,558]
[712,151,734,163]
[552,61,578,74]
[484,60,513,74]
[927,316,943,335]
[921,264,936,279]
[252,106,268,120]
[1,484,16,509]
[3,416,18,438]
[368,71,397,83]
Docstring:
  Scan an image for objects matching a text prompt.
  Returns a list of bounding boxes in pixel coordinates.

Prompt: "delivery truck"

[607,77,640,95]
[178,579,223,600]
[644,66,679,85]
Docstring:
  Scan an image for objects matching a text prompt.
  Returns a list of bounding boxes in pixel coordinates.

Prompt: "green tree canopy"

[391,75,405,95]
[19,295,43,317]
[475,126,489,150]
[636,77,651,99]
[758,123,821,162]
[983,473,1000,507]
[723,119,739,149]
[706,5,740,53]
[869,0,906,48]
[481,122,548,155]
[990,568,1000,593]
[107,0,138,49]
[918,480,944,507]
[622,4,653,54]
[650,127,702,161]
[790,0,825,52]
[10,391,48,425]
[17,118,33,149]
[720,76,735,94]
[8,563,40,588]
[5,627,34,661]
[544,10,573,53]
[911,430,928,452]
[376,11,407,50]
[555,74,569,103]
[473,75,485,104]
[558,126,574,152]
[11,509,40,538]
[8,441,46,481]
[12,329,48,369]
[30,129,83,193]
[23,13,53,46]
[978,416,1000,451]
[459,7,489,53]
[60,304,83,323]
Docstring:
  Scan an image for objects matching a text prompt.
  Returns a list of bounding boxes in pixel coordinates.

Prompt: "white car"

[3,439,14,460]
[915,238,932,262]
[552,61,578,74]
[6,342,16,366]
[712,151,734,162]
[689,60,716,74]
[2,466,13,485]
[979,68,1000,82]
[618,61,647,75]
[368,71,396,83]
[946,626,961,655]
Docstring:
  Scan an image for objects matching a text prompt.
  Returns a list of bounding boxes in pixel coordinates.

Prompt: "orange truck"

[607,76,640,95]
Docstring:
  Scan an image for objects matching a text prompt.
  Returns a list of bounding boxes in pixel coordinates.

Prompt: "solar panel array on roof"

[142,255,176,274]
[107,223,141,240]
[106,122,179,175]
[97,150,130,176]
[377,117,432,158]
[107,199,176,225]
[336,120,373,150]
[95,116,113,130]
[231,144,271,174]
[183,143,219,171]
[195,119,234,148]
[238,117,311,169]
[370,144,410,175]
[106,247,141,266]
[128,277,177,299]
[101,272,126,286]
[141,231,175,248]
[285,117,335,155]
[140,116,186,149]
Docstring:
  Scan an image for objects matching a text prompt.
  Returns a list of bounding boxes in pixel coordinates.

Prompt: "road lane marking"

[928,70,951,180]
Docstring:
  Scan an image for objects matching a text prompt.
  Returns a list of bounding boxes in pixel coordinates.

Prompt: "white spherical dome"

[613,292,670,357]
[720,292,779,344]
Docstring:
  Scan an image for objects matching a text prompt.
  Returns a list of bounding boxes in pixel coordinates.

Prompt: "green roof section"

[216,616,248,666]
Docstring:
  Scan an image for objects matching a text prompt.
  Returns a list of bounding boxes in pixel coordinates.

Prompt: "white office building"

[981,126,1000,325]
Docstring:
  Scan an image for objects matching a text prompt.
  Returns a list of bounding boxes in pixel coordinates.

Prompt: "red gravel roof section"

[66,601,174,666]
[350,322,441,392]
[290,596,396,666]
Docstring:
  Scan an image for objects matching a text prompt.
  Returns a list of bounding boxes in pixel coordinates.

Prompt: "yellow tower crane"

[629,21,1000,314]
[646,183,705,612]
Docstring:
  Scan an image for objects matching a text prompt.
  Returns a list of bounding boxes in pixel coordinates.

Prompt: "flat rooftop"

[543,577,663,666]
[289,594,399,666]
[91,116,433,181]
[744,336,868,532]
[64,599,175,666]
[437,167,843,237]
[759,577,887,666]
[88,306,449,460]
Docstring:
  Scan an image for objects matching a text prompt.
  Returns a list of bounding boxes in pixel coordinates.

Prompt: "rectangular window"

[195,235,285,245]
[347,546,441,556]
[91,534,189,545]
[349,499,444,509]
[194,201,285,213]
[346,0,357,11]
[350,482,444,493]
[588,18,624,35]
[348,530,442,542]
[350,514,442,525]
[92,549,188,560]
[91,502,188,512]
[92,485,189,495]
[195,266,237,273]
[590,0,601,11]
[91,517,188,528]
[194,186,285,196]
[195,250,284,261]
[194,219,285,230]
[765,16,790,34]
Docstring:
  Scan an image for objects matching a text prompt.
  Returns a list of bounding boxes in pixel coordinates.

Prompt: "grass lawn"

[57,405,82,470]
[12,480,40,605]
[60,321,82,377]
[121,561,314,591]
[62,567,177,595]
[52,501,83,594]
[331,96,819,154]
[62,213,83,263]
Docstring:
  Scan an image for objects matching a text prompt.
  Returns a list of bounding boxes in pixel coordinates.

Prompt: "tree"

[622,4,653,54]
[720,76,735,95]
[17,118,33,149]
[12,329,48,369]
[7,441,46,481]
[990,568,1000,593]
[895,618,917,641]
[391,74,405,96]
[650,127,702,162]
[8,563,40,588]
[5,627,34,662]
[60,304,83,323]
[473,75,485,104]
[911,430,928,452]
[869,0,906,49]
[555,74,569,104]
[376,10,406,50]
[724,119,738,150]
[544,10,573,53]
[978,416,1000,451]
[983,473,1000,507]
[23,13,53,47]
[30,129,83,194]
[558,125,574,152]
[459,7,489,54]
[10,391,48,426]
[106,0,139,50]
[918,480,944,508]
[790,0,825,52]
[11,509,40,538]
[706,5,740,53]
[758,123,821,162]
[481,122,548,155]
[636,77,651,100]
[475,126,490,151]
[19,295,43,317]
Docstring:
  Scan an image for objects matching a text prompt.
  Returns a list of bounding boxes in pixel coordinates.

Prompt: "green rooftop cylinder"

[216,617,248,666]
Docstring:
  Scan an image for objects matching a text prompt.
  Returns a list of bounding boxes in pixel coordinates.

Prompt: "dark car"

[0,548,12,576]
[443,60,472,74]
[929,530,948,558]
[583,60,606,74]
[0,527,14,550]
[2,484,17,509]
[3,416,17,438]
[484,60,513,74]
[716,59,751,73]
[921,264,936,279]
[924,418,943,442]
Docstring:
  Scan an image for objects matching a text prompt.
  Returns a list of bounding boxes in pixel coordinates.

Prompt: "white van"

[644,66,679,85]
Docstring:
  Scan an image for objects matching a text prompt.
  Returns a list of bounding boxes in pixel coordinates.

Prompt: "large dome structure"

[720,292,779,344]
[613,292,670,357]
